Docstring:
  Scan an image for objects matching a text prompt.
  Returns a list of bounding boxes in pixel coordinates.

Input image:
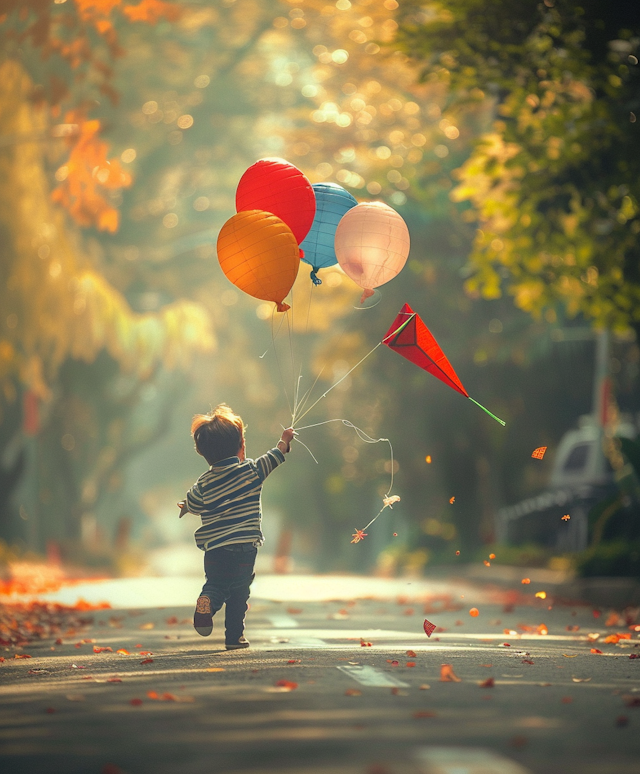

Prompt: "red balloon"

[236,158,316,244]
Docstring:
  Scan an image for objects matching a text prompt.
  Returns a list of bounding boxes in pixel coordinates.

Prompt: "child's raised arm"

[277,427,295,454]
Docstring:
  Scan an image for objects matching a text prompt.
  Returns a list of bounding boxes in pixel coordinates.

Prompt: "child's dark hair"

[191,404,245,465]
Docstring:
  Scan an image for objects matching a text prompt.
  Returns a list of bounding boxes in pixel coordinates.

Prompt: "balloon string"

[291,281,316,425]
[259,311,287,359]
[269,306,293,418]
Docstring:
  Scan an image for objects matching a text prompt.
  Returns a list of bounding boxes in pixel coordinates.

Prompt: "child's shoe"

[194,595,213,636]
[225,636,250,650]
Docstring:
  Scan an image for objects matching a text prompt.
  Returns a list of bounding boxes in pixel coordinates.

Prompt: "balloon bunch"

[217,157,411,310]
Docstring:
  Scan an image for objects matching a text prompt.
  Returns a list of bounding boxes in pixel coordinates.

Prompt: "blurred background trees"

[0,0,638,575]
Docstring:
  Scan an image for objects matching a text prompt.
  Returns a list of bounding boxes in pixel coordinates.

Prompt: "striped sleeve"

[186,481,205,514]
[254,447,286,482]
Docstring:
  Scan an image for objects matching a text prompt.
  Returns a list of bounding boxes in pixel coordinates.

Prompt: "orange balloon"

[217,210,300,311]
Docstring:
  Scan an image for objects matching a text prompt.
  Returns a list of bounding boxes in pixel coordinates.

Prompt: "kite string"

[294,418,395,498]
[293,314,416,426]
[293,342,383,426]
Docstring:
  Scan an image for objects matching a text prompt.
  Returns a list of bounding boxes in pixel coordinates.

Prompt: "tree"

[395,0,640,332]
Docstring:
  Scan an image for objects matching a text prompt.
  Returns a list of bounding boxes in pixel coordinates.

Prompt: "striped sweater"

[186,447,286,551]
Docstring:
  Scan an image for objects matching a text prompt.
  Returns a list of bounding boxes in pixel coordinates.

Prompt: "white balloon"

[334,202,410,302]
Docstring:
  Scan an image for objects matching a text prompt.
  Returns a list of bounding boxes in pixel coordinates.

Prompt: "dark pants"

[201,546,257,643]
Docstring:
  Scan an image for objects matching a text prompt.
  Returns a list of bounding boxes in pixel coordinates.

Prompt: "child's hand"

[279,427,295,453]
[177,500,188,518]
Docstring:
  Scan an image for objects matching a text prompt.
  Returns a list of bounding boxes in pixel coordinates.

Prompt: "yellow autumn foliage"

[0,61,214,402]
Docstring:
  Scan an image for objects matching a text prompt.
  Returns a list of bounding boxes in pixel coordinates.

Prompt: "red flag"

[383,303,468,397]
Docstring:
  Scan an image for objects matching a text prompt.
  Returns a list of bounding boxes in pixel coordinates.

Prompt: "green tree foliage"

[396,0,640,331]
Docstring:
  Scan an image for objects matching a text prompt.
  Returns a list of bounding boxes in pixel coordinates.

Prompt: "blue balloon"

[300,183,357,284]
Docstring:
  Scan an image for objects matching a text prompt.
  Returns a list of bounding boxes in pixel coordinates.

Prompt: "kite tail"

[468,397,506,426]
[276,301,291,313]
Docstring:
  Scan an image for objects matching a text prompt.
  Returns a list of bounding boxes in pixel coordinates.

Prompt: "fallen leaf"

[106,677,122,683]
[93,646,113,654]
[483,561,491,567]
[14,654,32,659]
[287,659,300,664]
[440,664,461,682]
[130,698,143,706]
[139,651,153,656]
[165,616,178,625]
[406,650,417,657]
[562,654,578,658]
[286,608,302,615]
[522,659,535,665]
[390,687,407,695]
[274,680,298,691]
[480,664,493,668]
[360,639,372,647]
[345,688,361,696]
[387,660,399,666]
[140,658,154,665]
[572,677,592,682]
[590,648,603,654]
[116,649,130,655]
[587,633,600,642]
[479,677,495,688]
[406,662,416,668]
[425,455,432,463]
[537,624,549,635]
[605,612,619,627]
[455,550,460,556]
[138,622,155,630]
[419,684,431,690]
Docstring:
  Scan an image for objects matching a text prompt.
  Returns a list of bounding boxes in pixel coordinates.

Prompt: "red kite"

[383,304,505,425]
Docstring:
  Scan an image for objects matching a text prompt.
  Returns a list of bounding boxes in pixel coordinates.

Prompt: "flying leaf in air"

[531,447,547,459]
[423,618,436,637]
[383,304,505,425]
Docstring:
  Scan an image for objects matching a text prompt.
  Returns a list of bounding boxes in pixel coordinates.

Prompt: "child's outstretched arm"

[277,427,295,454]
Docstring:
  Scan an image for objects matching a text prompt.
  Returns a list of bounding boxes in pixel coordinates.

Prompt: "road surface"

[1,573,639,774]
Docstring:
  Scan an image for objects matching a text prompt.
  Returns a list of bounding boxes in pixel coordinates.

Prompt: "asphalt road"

[1,574,639,774]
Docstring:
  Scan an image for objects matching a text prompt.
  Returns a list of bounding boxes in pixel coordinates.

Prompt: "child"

[178,404,294,649]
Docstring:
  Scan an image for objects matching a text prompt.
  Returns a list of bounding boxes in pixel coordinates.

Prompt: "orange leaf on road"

[440,664,461,682]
